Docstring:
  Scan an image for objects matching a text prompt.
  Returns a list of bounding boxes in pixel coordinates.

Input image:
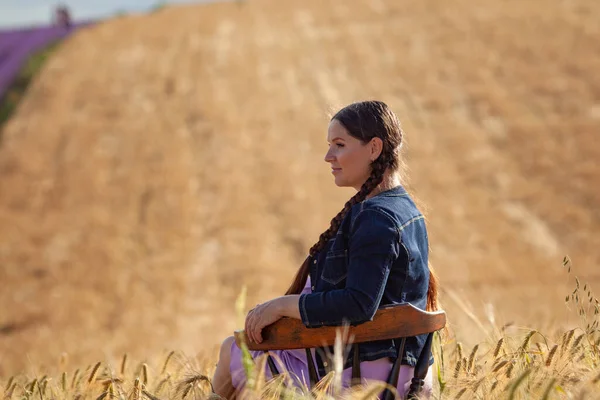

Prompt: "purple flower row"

[0,22,94,100]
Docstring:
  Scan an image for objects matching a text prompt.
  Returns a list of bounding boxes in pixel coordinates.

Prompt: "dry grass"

[1,261,598,399]
[434,258,600,399]
[0,0,599,384]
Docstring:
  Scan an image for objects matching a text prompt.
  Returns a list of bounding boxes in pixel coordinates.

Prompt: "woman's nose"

[324,148,335,163]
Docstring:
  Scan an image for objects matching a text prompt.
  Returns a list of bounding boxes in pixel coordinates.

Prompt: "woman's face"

[325,119,377,191]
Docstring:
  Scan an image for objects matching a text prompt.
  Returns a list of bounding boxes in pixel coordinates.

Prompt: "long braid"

[285,157,388,295]
[309,157,388,257]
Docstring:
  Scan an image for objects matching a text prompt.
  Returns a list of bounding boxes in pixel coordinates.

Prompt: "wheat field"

[0,0,599,397]
[1,262,599,398]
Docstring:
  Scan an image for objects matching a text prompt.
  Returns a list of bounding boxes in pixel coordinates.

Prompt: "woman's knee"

[219,336,235,363]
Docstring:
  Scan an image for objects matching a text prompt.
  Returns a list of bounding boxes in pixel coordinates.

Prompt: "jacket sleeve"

[298,208,401,327]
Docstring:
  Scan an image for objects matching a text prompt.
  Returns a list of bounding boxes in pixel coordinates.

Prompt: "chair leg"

[305,348,319,389]
[351,343,361,386]
[407,333,434,400]
[267,354,280,377]
[381,337,407,400]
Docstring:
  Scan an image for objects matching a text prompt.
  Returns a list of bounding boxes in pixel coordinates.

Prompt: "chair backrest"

[234,303,446,400]
[234,302,446,351]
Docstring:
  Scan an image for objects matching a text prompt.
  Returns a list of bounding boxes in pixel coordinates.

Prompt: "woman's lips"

[331,167,341,174]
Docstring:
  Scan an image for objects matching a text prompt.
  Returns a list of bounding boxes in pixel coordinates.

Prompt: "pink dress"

[229,277,433,398]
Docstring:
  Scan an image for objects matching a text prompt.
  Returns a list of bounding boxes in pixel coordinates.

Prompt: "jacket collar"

[372,185,407,198]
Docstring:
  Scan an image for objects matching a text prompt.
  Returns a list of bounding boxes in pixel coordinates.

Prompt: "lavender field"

[0,23,92,100]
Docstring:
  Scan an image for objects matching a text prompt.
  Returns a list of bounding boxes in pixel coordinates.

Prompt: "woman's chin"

[333,177,348,187]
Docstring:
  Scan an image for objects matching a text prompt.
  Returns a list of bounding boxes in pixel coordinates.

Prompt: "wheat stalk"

[467,344,479,373]
[4,382,16,399]
[571,333,585,352]
[96,390,109,400]
[520,330,537,353]
[493,338,504,359]
[453,358,462,378]
[176,374,212,399]
[61,372,68,392]
[490,380,499,392]
[132,377,141,400]
[155,376,171,395]
[40,377,48,396]
[561,329,575,355]
[162,351,175,375]
[535,342,544,356]
[121,354,128,376]
[143,389,162,400]
[492,360,509,373]
[181,383,192,399]
[71,368,80,389]
[28,378,38,395]
[88,362,102,384]
[545,344,558,367]
[456,342,463,361]
[505,362,515,379]
[5,376,14,392]
[142,363,149,386]
[454,387,467,399]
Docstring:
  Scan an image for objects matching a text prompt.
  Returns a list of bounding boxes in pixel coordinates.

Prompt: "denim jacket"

[298,185,431,375]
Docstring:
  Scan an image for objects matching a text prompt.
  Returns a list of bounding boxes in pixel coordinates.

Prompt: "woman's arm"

[298,208,402,328]
[276,294,301,319]
[245,295,301,343]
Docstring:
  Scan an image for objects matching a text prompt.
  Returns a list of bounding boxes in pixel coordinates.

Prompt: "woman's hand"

[245,299,283,344]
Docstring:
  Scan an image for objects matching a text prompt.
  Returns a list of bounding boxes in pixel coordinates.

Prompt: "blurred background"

[0,0,598,378]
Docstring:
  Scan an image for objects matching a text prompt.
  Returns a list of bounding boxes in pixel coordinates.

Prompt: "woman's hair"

[285,100,439,312]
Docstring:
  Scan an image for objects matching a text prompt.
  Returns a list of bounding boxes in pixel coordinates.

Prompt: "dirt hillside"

[0,0,598,375]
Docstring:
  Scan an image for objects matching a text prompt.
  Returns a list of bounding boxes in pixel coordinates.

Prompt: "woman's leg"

[212,336,236,399]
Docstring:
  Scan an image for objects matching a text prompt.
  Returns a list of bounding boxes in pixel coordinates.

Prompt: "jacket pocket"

[321,249,348,285]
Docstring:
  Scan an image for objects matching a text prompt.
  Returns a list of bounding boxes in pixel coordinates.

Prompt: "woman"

[212,100,439,399]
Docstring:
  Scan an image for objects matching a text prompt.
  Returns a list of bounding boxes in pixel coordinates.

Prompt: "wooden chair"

[234,303,446,400]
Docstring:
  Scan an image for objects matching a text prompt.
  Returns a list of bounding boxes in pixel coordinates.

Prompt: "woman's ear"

[370,137,384,161]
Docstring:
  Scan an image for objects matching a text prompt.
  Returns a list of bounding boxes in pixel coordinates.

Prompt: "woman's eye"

[336,143,345,148]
